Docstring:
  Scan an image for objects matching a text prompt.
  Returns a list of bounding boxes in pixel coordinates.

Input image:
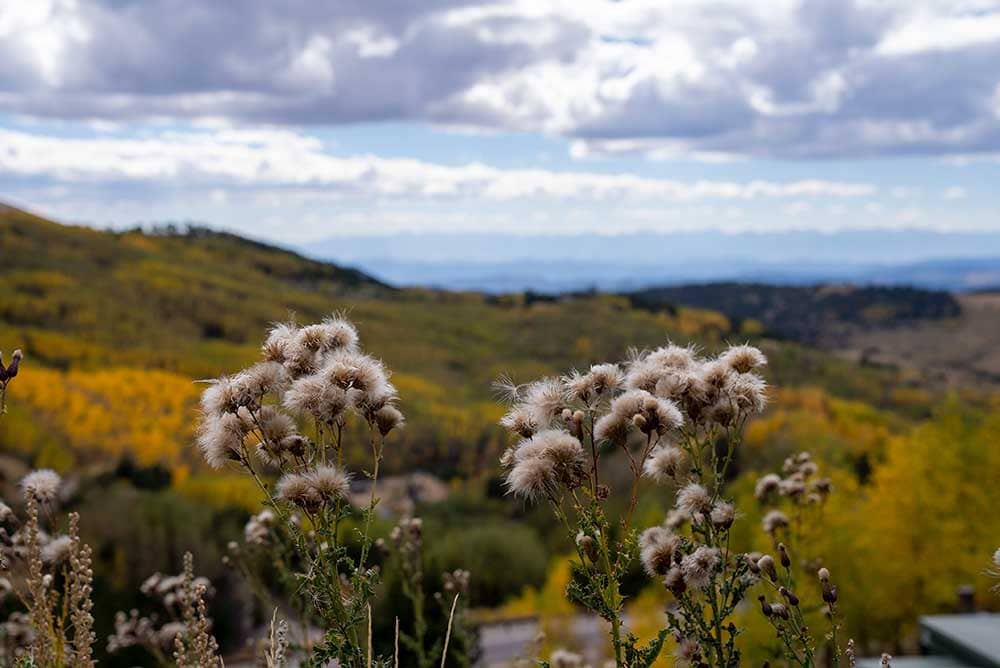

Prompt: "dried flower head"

[41,534,73,565]
[762,509,790,534]
[21,469,62,504]
[675,482,712,518]
[276,472,321,511]
[710,501,736,530]
[305,466,351,503]
[681,546,720,590]
[643,445,688,483]
[499,404,538,438]
[754,473,782,500]
[374,404,405,436]
[505,456,557,503]
[196,413,246,469]
[640,526,680,576]
[720,344,767,374]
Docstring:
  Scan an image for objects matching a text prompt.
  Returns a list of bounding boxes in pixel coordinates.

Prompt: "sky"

[2,0,1000,247]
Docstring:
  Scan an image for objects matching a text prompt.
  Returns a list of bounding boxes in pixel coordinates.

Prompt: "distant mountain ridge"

[307,231,1000,293]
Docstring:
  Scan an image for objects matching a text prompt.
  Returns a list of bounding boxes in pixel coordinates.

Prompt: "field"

[2,202,1000,666]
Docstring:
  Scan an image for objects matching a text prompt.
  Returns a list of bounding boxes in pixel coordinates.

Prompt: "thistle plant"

[195,315,406,667]
[750,454,845,667]
[107,554,221,667]
[389,516,474,668]
[498,343,768,667]
[0,471,95,668]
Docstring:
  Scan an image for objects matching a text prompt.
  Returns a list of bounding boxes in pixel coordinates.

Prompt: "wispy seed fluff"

[720,344,767,374]
[275,472,321,511]
[506,430,586,494]
[549,649,585,668]
[762,509,790,534]
[374,405,405,436]
[643,445,688,483]
[200,376,240,417]
[639,526,680,576]
[261,322,298,363]
[283,375,356,424]
[673,638,702,667]
[522,377,566,428]
[710,501,736,530]
[505,455,556,503]
[499,404,538,438]
[596,390,683,443]
[681,546,720,590]
[305,466,351,503]
[675,482,712,518]
[21,469,62,504]
[319,351,396,412]
[197,413,246,469]
[563,363,624,402]
[41,535,73,565]
[754,473,782,500]
[233,361,290,402]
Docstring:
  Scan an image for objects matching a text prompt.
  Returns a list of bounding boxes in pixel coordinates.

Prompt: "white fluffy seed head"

[762,509,790,534]
[675,482,712,518]
[374,404,405,436]
[306,465,351,503]
[523,378,566,428]
[500,404,538,438]
[261,322,298,362]
[505,456,556,502]
[200,377,239,416]
[41,535,73,565]
[196,413,246,469]
[276,472,321,510]
[681,546,720,590]
[754,473,782,500]
[639,526,679,576]
[720,344,767,374]
[643,446,688,483]
[21,470,62,504]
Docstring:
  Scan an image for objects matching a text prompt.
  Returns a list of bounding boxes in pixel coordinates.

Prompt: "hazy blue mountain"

[306,231,1000,293]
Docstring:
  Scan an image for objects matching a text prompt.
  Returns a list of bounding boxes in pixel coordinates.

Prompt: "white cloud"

[0,126,878,202]
[2,0,1000,158]
[944,185,968,199]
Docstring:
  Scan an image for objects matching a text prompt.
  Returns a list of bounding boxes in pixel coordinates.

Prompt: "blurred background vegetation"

[2,203,998,664]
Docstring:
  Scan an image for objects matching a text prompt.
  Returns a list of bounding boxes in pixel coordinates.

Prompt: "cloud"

[2,0,1000,158]
[0,126,877,202]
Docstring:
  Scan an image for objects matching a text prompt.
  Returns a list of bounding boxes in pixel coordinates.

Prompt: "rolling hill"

[0,202,938,480]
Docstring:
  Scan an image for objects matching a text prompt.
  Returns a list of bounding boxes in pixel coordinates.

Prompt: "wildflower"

[21,469,62,504]
[647,344,697,370]
[727,372,767,414]
[284,374,355,424]
[374,404,405,436]
[769,602,790,620]
[720,344,767,374]
[41,535,73,565]
[710,501,736,530]
[305,466,351,504]
[276,473,321,511]
[320,351,395,411]
[673,638,702,667]
[675,482,712,518]
[550,649,584,668]
[510,430,586,487]
[762,510,789,534]
[196,413,246,469]
[575,530,599,562]
[643,445,688,483]
[593,411,629,446]
[499,404,537,438]
[624,356,664,393]
[640,526,679,576]
[522,377,566,428]
[779,478,807,498]
[261,322,298,362]
[757,554,777,579]
[200,377,239,417]
[681,546,720,590]
[258,407,296,445]
[664,566,686,595]
[564,363,623,402]
[235,362,290,401]
[505,456,557,503]
[754,473,782,500]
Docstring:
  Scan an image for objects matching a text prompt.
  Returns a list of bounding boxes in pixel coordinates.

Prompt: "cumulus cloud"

[0,126,877,202]
[2,0,1000,159]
